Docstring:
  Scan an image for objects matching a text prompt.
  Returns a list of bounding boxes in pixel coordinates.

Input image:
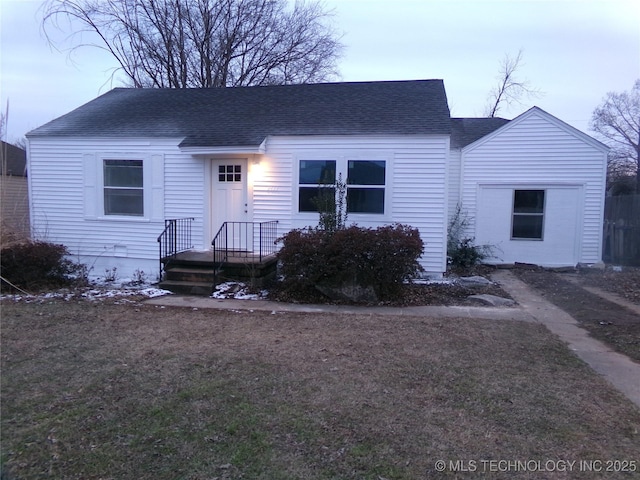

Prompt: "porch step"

[158,280,213,296]
[159,251,278,296]
[164,266,216,283]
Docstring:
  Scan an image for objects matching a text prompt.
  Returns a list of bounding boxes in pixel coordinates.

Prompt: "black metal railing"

[211,221,279,283]
[157,218,194,276]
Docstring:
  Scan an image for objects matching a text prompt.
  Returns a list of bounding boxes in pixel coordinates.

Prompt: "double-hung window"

[512,189,545,239]
[298,160,336,212]
[103,159,144,216]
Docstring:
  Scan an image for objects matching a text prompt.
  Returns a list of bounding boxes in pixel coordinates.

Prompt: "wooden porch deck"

[167,250,277,265]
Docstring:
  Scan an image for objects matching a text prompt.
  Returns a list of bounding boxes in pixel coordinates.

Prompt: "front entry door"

[212,159,248,244]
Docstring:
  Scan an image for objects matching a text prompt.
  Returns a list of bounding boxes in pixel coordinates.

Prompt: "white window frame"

[103,159,145,217]
[83,153,164,223]
[297,159,337,213]
[294,154,390,219]
[511,189,546,240]
[346,159,387,215]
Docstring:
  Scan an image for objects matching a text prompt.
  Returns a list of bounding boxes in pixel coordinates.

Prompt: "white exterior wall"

[460,108,607,266]
[27,137,205,280]
[28,133,450,279]
[257,135,450,275]
[447,148,462,222]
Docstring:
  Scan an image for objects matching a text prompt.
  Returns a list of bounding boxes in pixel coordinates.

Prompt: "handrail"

[157,217,195,278]
[211,220,279,285]
[212,222,229,266]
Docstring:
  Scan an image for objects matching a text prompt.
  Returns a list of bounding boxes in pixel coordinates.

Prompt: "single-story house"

[1,141,30,245]
[26,80,607,281]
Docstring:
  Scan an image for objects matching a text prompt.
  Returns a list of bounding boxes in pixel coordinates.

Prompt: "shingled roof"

[27,80,451,148]
[450,117,511,149]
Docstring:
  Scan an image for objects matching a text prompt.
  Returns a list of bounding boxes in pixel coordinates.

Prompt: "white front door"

[212,159,248,241]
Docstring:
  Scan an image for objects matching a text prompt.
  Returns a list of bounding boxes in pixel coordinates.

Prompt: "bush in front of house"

[447,204,495,268]
[277,224,424,302]
[448,237,491,268]
[0,241,86,292]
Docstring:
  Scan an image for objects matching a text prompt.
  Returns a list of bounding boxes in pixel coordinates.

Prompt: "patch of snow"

[138,288,173,298]
[210,282,267,300]
[234,292,261,300]
[0,284,172,303]
[411,278,455,285]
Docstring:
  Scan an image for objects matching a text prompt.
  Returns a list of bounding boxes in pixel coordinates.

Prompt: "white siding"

[447,148,462,221]
[258,135,450,274]
[27,137,205,279]
[28,133,450,278]
[460,108,607,266]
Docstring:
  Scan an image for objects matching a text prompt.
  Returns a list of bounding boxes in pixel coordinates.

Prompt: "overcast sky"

[1,0,638,144]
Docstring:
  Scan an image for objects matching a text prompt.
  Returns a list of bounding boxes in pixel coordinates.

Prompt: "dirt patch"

[513,267,640,363]
[2,299,640,479]
[577,266,640,305]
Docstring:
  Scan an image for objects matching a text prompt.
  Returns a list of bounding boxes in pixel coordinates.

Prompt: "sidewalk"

[146,293,533,321]
[147,271,640,409]
[492,270,640,409]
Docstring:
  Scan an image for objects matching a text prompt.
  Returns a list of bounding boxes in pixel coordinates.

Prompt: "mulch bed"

[268,265,512,307]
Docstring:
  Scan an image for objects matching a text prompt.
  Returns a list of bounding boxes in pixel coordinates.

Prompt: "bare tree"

[590,80,640,194]
[484,50,541,117]
[42,0,343,88]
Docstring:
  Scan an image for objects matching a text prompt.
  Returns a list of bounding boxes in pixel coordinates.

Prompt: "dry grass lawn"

[1,298,639,479]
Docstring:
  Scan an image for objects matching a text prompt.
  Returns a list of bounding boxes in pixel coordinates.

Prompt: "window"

[218,164,242,182]
[298,160,336,212]
[297,159,387,214]
[347,160,385,214]
[103,160,143,216]
[512,189,545,239]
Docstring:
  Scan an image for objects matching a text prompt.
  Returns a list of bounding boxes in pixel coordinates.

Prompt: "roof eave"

[179,141,266,156]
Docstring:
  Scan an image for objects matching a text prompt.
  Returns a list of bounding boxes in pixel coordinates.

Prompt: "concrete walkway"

[147,271,640,409]
[492,270,640,409]
[147,293,533,321]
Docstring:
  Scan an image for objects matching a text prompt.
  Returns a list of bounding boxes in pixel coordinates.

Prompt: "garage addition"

[457,107,607,267]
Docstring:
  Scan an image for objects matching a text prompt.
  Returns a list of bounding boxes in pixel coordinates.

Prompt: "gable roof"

[0,141,27,176]
[450,117,510,149]
[461,106,609,153]
[27,80,451,148]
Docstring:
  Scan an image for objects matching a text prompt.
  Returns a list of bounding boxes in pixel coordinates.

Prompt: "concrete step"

[160,254,277,294]
[164,266,216,283]
[158,280,213,296]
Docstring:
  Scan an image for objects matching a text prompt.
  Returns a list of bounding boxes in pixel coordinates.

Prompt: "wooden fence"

[602,194,640,266]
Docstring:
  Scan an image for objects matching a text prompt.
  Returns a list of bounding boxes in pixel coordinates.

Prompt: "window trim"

[103,159,144,217]
[346,160,386,214]
[511,189,545,240]
[93,154,154,222]
[295,156,389,218]
[297,159,337,213]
